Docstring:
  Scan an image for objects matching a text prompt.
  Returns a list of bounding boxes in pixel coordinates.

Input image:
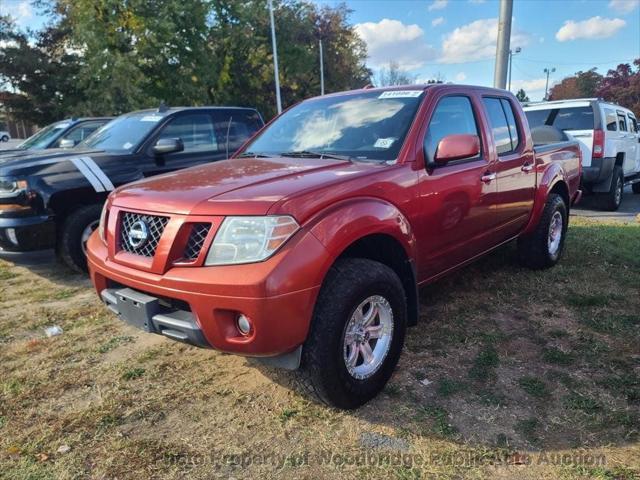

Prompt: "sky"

[2,0,639,101]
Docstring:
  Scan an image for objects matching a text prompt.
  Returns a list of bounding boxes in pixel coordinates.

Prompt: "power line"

[518,57,635,66]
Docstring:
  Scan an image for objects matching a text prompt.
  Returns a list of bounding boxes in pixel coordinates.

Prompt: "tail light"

[592,129,604,158]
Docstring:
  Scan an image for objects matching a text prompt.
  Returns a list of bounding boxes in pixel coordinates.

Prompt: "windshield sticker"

[123,142,133,150]
[141,115,163,122]
[374,138,396,149]
[56,123,71,129]
[378,90,423,99]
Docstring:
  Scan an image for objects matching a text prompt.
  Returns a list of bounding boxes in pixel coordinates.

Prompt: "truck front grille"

[120,212,169,257]
[184,223,211,260]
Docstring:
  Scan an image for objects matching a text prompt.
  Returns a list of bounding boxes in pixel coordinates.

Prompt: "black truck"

[0,106,264,271]
[0,117,112,158]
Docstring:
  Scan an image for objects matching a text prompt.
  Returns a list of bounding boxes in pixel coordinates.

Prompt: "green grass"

[564,392,602,414]
[437,378,468,397]
[542,347,574,365]
[469,345,499,382]
[121,367,145,380]
[518,376,550,399]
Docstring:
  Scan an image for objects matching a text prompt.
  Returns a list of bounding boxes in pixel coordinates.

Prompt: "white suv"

[524,99,640,211]
[0,130,10,142]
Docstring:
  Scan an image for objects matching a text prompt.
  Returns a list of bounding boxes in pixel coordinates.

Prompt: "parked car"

[86,85,581,409]
[0,130,10,142]
[0,118,112,158]
[0,106,264,271]
[524,98,640,210]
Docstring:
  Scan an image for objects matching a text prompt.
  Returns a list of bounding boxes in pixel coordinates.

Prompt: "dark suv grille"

[120,212,169,257]
[184,223,211,260]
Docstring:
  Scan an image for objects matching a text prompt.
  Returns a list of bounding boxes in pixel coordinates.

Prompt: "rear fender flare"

[522,164,568,236]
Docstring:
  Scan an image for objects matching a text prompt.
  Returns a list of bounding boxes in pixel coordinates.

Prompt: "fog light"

[237,314,252,335]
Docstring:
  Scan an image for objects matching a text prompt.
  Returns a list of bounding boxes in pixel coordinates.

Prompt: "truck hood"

[111,156,384,217]
[0,147,106,170]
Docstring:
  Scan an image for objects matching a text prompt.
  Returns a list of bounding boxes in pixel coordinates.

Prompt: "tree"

[374,61,416,87]
[515,89,529,102]
[3,0,371,122]
[548,68,603,101]
[596,59,640,118]
[0,15,86,124]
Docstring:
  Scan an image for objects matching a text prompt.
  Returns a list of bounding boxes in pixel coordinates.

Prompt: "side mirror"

[59,138,77,149]
[434,134,480,165]
[152,138,184,156]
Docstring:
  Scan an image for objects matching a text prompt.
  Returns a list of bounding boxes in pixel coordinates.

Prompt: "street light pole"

[507,46,521,91]
[493,0,513,89]
[319,39,325,95]
[268,0,282,114]
[543,67,556,100]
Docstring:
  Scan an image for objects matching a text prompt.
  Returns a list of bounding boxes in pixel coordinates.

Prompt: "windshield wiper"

[236,151,272,158]
[280,150,352,161]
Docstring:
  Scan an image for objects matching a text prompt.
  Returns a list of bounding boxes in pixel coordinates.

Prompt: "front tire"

[1,135,8,142]
[599,166,624,211]
[294,258,407,409]
[517,193,567,270]
[57,204,102,273]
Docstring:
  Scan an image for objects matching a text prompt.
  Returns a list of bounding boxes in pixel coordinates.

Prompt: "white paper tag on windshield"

[378,90,423,99]
[141,115,162,122]
[374,138,396,149]
[123,142,133,149]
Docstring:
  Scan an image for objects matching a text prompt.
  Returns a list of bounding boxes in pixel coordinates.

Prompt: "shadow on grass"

[264,220,640,451]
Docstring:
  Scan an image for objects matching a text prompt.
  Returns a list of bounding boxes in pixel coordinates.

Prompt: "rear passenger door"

[482,96,536,237]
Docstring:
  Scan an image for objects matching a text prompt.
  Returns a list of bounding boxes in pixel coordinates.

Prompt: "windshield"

[79,112,165,153]
[241,90,424,161]
[525,107,594,131]
[19,122,69,149]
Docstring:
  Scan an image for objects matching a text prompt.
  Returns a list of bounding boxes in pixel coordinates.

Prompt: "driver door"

[145,112,226,176]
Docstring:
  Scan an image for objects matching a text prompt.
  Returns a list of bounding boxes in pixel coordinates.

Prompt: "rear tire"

[517,193,567,270]
[1,135,8,142]
[598,166,624,211]
[632,182,640,194]
[293,258,407,409]
[57,204,102,273]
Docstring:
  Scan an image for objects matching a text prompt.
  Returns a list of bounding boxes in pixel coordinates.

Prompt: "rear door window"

[213,111,263,154]
[525,106,594,131]
[482,97,514,155]
[618,112,628,132]
[605,109,618,131]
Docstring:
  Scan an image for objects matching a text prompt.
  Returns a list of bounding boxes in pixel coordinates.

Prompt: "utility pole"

[493,0,513,89]
[507,46,521,91]
[319,39,325,95]
[544,67,556,100]
[268,0,282,114]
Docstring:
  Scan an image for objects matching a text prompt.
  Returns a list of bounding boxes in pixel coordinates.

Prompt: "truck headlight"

[205,216,299,265]
[0,178,27,198]
[98,203,109,244]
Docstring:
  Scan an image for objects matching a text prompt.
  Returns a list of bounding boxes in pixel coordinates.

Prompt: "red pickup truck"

[87,85,581,409]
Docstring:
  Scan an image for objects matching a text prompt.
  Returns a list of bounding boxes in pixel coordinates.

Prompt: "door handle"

[521,163,534,172]
[481,172,496,183]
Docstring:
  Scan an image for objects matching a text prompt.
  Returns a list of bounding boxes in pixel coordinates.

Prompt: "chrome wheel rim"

[547,210,563,257]
[615,177,623,206]
[342,295,394,380]
[81,220,99,255]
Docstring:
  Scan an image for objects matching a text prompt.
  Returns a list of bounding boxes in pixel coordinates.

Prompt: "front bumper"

[0,214,55,251]
[87,230,326,357]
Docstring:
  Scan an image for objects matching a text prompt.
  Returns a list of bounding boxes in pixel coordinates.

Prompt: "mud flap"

[590,169,614,193]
